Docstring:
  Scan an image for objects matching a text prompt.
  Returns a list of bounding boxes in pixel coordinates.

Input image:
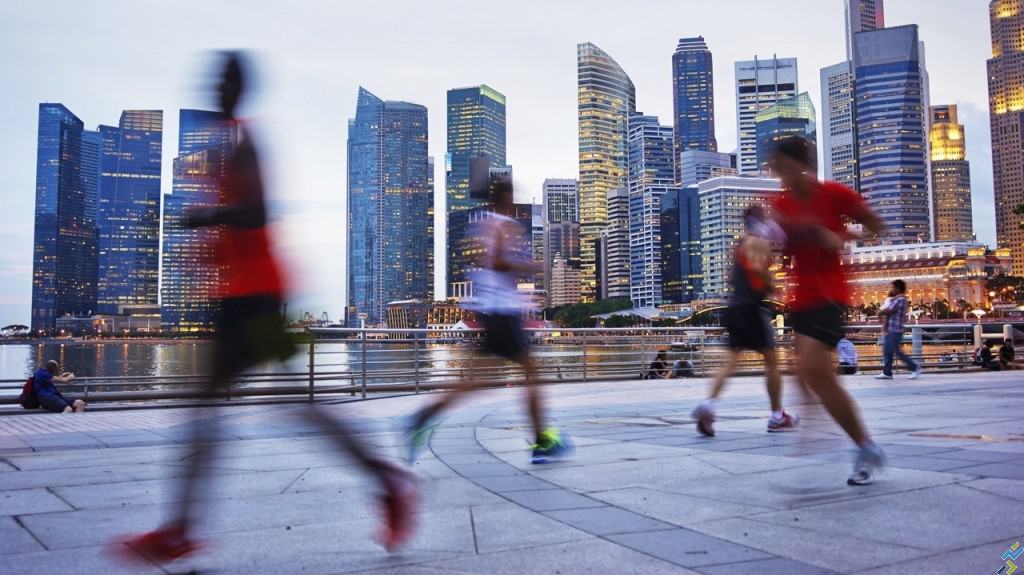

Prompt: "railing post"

[639,332,646,377]
[581,332,588,382]
[307,336,315,402]
[413,331,421,394]
[361,329,368,399]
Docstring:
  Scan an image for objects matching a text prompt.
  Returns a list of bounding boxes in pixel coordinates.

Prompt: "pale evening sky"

[0,0,994,326]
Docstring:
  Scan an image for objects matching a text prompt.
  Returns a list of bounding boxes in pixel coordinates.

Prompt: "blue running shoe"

[404,415,437,464]
[530,428,575,464]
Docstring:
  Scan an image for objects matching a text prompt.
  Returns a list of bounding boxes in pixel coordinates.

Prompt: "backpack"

[18,377,39,409]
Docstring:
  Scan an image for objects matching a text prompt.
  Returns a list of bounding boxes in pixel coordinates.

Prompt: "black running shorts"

[725,304,774,351]
[480,313,528,362]
[790,303,845,349]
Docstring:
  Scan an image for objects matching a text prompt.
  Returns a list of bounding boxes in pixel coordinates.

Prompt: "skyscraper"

[627,114,676,308]
[734,56,799,174]
[754,92,817,174]
[672,36,717,183]
[854,25,931,244]
[348,88,432,326]
[160,109,235,333]
[96,111,163,314]
[699,176,782,299]
[598,187,630,300]
[678,150,736,187]
[989,0,1024,272]
[31,104,97,334]
[445,85,507,295]
[820,61,858,189]
[845,0,885,59]
[542,179,578,225]
[578,43,636,301]
[531,203,544,291]
[660,185,702,303]
[929,105,973,242]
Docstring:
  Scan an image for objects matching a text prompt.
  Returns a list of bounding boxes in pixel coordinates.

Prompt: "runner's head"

[217,51,247,117]
[490,175,513,210]
[769,136,815,189]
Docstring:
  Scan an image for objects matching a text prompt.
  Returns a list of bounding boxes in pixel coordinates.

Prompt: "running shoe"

[692,405,715,437]
[404,414,437,464]
[530,428,574,464]
[847,442,886,486]
[107,525,201,565]
[767,411,800,433]
[377,468,419,552]
[873,374,893,380]
[908,367,923,380]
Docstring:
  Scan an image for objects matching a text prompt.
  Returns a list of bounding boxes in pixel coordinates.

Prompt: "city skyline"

[0,0,996,325]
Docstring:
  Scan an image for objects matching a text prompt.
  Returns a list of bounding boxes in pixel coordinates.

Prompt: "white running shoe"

[908,367,923,380]
[874,374,893,380]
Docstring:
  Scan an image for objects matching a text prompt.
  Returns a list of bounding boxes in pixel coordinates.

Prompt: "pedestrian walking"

[875,280,922,380]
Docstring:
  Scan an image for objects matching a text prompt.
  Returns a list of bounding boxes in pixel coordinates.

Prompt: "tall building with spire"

[929,105,973,242]
[845,0,885,59]
[578,43,636,301]
[989,0,1024,272]
[672,37,716,182]
[347,88,432,326]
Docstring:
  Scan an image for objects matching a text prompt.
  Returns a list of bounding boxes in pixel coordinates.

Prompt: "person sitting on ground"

[34,360,85,413]
[672,357,695,378]
[999,339,1016,370]
[837,337,858,375]
[974,340,1001,371]
[644,350,672,379]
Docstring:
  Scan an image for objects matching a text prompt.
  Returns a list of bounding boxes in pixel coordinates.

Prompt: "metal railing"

[0,322,1001,409]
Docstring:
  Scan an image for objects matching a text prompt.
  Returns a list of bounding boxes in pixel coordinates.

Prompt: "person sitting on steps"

[34,360,86,413]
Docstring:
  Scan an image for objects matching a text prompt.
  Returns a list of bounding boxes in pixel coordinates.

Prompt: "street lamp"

[972,309,987,325]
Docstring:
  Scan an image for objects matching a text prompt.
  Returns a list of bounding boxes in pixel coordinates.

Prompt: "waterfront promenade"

[1,371,1022,574]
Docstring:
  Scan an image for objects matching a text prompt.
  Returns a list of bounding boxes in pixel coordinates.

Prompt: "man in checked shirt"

[875,279,923,380]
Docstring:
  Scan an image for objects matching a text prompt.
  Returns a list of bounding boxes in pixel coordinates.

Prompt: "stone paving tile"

[959,477,1024,502]
[0,487,74,516]
[498,488,607,512]
[544,505,675,536]
[886,455,983,472]
[446,462,524,478]
[695,557,839,575]
[19,432,105,450]
[0,515,46,555]
[588,487,775,526]
[689,451,820,475]
[949,461,1024,480]
[0,461,247,491]
[529,455,729,493]
[471,502,593,553]
[5,443,196,470]
[749,483,1024,551]
[925,448,1024,463]
[2,547,164,575]
[51,469,306,510]
[471,474,560,493]
[686,517,928,572]
[607,528,772,568]
[856,538,1024,575]
[421,537,698,574]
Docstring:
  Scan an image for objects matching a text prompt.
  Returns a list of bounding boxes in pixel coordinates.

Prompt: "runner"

[769,135,888,486]
[692,206,797,437]
[405,175,572,465]
[111,53,417,565]
[875,279,922,380]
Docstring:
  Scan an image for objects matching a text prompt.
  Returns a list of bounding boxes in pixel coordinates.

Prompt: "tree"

[553,299,633,328]
[604,314,638,328]
[985,274,1024,305]
[933,299,951,320]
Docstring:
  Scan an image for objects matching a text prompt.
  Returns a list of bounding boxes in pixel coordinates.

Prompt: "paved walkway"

[1,371,1022,574]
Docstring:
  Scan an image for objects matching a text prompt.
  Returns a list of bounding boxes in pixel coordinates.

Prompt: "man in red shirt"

[770,136,887,486]
[113,53,417,564]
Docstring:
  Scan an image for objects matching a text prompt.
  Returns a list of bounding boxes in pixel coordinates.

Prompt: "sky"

[0,0,995,326]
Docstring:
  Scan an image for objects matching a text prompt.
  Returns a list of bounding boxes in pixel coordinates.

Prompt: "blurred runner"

[404,176,573,465]
[692,206,796,437]
[769,136,888,486]
[111,53,416,565]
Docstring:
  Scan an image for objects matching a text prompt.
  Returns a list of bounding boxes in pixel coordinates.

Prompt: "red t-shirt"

[216,123,284,299]
[772,181,867,312]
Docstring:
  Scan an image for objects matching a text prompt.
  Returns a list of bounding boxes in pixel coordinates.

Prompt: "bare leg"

[62,405,73,414]
[707,350,741,400]
[519,354,545,440]
[72,399,86,413]
[763,349,782,413]
[411,355,482,428]
[795,334,868,446]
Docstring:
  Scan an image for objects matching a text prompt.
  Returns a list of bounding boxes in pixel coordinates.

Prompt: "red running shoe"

[107,526,202,565]
[376,470,419,552]
[767,411,800,432]
[692,405,715,437]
